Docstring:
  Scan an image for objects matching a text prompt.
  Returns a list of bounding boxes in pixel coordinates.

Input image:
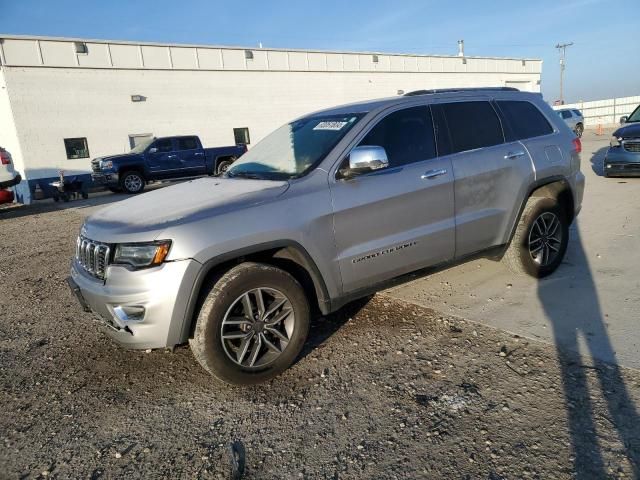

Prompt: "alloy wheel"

[528,212,563,266]
[124,174,143,192]
[220,288,295,368]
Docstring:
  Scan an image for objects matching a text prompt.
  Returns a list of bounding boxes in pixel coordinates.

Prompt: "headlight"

[610,136,622,148]
[100,159,114,169]
[113,241,171,268]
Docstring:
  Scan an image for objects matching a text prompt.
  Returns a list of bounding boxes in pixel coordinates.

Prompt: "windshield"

[626,105,640,123]
[130,137,155,153]
[226,113,364,179]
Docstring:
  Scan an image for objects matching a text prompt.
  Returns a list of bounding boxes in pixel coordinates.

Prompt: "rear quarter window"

[498,101,554,140]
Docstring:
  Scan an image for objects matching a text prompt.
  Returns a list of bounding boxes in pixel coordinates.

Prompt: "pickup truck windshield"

[226,114,363,179]
[130,137,155,153]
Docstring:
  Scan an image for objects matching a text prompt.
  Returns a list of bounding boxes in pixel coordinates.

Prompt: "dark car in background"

[604,105,640,177]
[91,136,247,193]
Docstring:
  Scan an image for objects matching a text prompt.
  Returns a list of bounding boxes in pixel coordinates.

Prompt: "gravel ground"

[1,202,640,479]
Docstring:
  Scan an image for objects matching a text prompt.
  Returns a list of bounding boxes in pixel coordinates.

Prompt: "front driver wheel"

[120,171,145,194]
[503,197,569,278]
[190,262,310,385]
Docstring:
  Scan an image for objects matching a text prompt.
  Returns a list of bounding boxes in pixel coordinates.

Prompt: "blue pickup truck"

[91,135,247,194]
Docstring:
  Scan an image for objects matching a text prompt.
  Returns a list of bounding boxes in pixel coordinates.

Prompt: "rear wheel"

[575,123,584,138]
[503,197,569,278]
[120,171,145,194]
[216,157,235,175]
[190,262,310,385]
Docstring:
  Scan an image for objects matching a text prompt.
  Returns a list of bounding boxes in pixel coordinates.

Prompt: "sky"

[1,0,638,103]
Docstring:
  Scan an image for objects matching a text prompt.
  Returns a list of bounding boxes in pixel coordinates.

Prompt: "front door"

[330,105,456,294]
[146,138,178,179]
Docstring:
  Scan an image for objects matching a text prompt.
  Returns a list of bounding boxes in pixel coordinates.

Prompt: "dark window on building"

[497,100,554,140]
[358,106,436,168]
[64,138,90,159]
[177,136,199,150]
[234,127,250,145]
[440,102,504,154]
[154,138,173,153]
[561,110,572,119]
[74,42,88,54]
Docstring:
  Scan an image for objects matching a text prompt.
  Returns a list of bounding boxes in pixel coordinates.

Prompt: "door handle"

[194,152,204,156]
[421,168,448,180]
[167,155,177,159]
[504,151,526,160]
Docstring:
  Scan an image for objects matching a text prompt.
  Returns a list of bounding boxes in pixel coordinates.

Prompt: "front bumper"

[69,257,201,349]
[91,172,119,186]
[604,147,640,177]
[0,173,22,189]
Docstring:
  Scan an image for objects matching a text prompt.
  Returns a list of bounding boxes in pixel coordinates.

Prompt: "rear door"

[432,99,535,257]
[175,136,207,176]
[329,104,455,294]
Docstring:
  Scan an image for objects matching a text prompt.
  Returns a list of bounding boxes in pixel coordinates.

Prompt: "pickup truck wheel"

[217,158,234,175]
[190,262,310,385]
[503,197,569,278]
[120,171,145,194]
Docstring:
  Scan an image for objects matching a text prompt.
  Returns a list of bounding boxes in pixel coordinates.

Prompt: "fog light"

[112,305,146,323]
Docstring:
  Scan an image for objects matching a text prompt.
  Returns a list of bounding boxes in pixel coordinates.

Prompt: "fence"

[552,95,639,126]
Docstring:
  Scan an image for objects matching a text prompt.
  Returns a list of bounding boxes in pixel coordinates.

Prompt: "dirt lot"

[1,192,640,478]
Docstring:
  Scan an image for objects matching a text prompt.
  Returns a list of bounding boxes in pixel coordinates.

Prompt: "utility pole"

[555,42,573,104]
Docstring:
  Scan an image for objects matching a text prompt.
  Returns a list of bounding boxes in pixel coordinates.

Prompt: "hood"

[82,177,289,242]
[613,123,640,139]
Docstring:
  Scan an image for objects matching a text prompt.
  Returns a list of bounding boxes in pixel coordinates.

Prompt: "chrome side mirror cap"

[148,147,158,154]
[348,145,389,173]
[620,116,628,124]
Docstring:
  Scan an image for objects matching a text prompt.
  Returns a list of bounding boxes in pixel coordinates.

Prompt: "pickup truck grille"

[76,236,111,280]
[623,141,640,153]
[91,159,101,173]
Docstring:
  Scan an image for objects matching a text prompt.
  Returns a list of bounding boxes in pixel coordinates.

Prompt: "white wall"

[0,70,26,194]
[0,36,542,203]
[553,95,639,126]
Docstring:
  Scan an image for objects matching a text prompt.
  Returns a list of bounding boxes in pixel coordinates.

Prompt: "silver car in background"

[68,87,585,385]
[556,108,584,137]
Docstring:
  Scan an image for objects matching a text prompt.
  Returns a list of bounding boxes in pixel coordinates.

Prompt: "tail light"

[572,137,582,154]
[0,150,10,165]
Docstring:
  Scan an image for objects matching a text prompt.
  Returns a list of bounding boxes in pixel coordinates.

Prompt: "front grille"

[91,159,101,173]
[76,236,111,279]
[623,141,640,153]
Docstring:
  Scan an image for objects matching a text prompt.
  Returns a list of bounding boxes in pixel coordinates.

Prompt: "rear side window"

[498,101,554,140]
[561,110,572,119]
[572,110,582,117]
[439,101,504,154]
[177,137,199,150]
[359,106,436,168]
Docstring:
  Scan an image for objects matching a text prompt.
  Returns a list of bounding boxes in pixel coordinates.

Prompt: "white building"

[0,35,542,204]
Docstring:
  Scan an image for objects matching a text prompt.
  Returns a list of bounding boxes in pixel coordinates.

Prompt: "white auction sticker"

[313,121,348,131]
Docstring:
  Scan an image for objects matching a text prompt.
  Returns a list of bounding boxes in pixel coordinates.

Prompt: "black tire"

[575,123,584,138]
[502,196,569,278]
[190,262,310,385]
[120,171,145,194]
[216,158,234,175]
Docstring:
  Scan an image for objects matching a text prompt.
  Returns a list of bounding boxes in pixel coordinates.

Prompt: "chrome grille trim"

[623,141,640,153]
[75,236,111,280]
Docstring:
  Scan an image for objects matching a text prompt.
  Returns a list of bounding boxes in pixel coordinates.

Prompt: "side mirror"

[620,116,628,124]
[148,147,158,154]
[348,146,389,175]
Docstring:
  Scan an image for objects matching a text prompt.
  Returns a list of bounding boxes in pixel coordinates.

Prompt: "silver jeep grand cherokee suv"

[68,87,585,385]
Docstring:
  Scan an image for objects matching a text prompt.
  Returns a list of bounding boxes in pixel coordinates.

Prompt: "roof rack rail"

[404,87,519,96]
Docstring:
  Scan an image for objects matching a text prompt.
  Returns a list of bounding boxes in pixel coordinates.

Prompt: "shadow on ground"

[539,228,640,477]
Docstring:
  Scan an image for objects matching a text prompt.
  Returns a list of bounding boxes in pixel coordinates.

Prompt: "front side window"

[177,137,199,151]
[153,138,173,153]
[358,106,436,168]
[64,138,89,159]
[227,114,363,179]
[440,101,504,154]
[498,100,553,140]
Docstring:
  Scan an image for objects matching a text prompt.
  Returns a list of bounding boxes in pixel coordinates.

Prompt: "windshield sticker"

[313,121,349,131]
